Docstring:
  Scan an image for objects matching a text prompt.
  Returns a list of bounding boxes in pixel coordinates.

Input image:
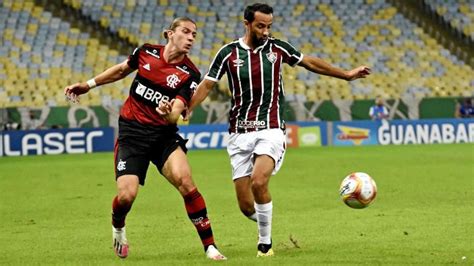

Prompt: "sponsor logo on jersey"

[146,49,160,59]
[135,81,170,105]
[233,58,244,67]
[136,82,147,95]
[237,120,267,129]
[176,65,189,74]
[266,52,277,63]
[143,63,150,71]
[190,81,198,92]
[166,74,181,88]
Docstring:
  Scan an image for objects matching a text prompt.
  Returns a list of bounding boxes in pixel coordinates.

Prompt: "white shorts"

[227,128,286,180]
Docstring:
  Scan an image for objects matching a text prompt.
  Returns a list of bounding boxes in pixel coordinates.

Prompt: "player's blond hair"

[163,17,196,40]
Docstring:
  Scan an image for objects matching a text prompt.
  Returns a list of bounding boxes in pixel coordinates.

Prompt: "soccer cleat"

[205,245,227,260]
[257,242,274,257]
[112,226,129,258]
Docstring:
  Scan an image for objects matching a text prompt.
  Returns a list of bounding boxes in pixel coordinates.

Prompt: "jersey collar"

[239,38,268,53]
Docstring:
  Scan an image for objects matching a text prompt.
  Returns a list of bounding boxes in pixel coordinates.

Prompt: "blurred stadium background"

[0,0,473,130]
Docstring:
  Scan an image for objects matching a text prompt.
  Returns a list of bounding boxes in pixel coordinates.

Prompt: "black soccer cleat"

[257,242,274,257]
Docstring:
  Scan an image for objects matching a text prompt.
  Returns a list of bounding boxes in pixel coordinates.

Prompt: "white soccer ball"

[339,172,377,209]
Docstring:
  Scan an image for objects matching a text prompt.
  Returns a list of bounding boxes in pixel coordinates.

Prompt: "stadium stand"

[1,0,473,109]
[424,0,474,42]
[0,0,131,108]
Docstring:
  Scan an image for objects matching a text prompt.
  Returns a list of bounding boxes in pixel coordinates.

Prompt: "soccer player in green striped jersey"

[188,3,371,257]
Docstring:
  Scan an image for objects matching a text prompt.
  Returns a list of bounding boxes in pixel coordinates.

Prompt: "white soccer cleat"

[112,226,129,258]
[206,245,227,260]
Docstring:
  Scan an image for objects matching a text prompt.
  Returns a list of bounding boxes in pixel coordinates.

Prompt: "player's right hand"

[156,99,174,116]
[64,83,90,104]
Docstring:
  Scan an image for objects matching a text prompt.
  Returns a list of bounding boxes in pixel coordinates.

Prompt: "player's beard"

[251,33,267,47]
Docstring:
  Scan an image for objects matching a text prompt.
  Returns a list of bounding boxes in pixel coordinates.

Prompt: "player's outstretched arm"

[64,60,134,103]
[184,79,216,120]
[298,55,371,81]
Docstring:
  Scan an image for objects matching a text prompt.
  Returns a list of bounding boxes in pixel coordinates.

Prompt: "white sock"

[254,201,272,245]
[247,212,257,222]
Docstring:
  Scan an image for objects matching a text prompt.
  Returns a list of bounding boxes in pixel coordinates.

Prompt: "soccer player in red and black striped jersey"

[187,3,371,257]
[64,17,226,261]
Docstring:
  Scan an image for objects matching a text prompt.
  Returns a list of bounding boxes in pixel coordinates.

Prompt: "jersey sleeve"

[205,45,232,82]
[274,39,303,67]
[127,46,142,70]
[176,72,200,107]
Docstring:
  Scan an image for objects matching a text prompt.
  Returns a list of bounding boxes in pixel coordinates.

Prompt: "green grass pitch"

[1,144,473,265]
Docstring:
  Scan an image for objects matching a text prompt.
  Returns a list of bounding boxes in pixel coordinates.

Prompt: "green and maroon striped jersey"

[205,37,303,133]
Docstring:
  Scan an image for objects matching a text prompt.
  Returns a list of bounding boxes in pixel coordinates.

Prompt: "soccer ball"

[339,172,377,209]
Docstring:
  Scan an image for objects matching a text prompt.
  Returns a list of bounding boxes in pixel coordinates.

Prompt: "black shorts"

[114,117,188,185]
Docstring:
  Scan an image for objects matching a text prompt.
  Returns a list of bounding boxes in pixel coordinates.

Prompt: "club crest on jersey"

[233,58,244,67]
[266,52,277,64]
[166,74,181,88]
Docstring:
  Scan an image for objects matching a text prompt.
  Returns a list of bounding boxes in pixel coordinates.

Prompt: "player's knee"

[177,175,195,195]
[118,186,138,204]
[251,178,268,193]
[116,175,139,203]
[117,189,137,204]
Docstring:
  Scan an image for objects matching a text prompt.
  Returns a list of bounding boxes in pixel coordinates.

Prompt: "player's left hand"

[346,66,371,81]
[156,99,174,116]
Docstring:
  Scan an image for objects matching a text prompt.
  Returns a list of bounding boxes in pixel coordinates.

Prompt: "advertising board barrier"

[178,124,229,150]
[331,119,474,146]
[0,127,114,157]
[377,119,474,145]
[1,119,471,156]
[178,122,327,150]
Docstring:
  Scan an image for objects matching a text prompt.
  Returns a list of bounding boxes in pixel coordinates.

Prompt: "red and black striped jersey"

[121,43,200,126]
[205,38,302,133]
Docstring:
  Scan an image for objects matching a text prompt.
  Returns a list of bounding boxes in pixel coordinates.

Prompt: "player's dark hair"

[163,17,196,40]
[244,3,273,23]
